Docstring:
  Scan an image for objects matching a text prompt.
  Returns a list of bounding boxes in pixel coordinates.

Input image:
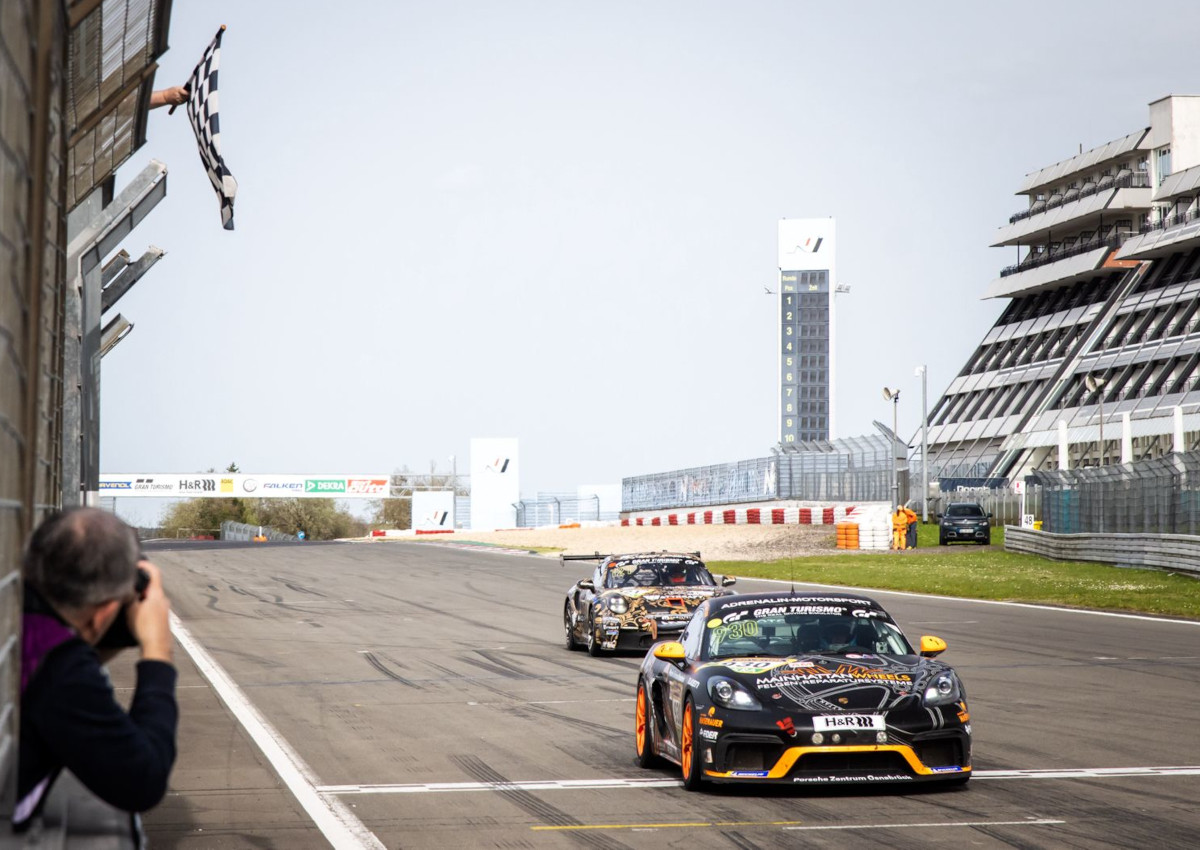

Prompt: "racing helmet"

[665,563,687,584]
[820,619,852,647]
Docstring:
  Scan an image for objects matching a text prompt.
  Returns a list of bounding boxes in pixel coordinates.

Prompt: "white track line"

[318,778,682,794]
[741,577,1200,626]
[316,765,1200,795]
[170,613,385,849]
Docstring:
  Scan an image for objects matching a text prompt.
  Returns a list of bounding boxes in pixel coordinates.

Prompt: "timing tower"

[778,218,837,444]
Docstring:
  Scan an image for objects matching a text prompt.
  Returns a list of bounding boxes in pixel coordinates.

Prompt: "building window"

[1157,147,1172,184]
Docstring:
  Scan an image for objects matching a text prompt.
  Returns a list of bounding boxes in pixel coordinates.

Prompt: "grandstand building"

[924,95,1200,482]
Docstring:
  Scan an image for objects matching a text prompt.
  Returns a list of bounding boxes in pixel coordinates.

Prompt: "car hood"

[609,586,725,614]
[704,654,950,712]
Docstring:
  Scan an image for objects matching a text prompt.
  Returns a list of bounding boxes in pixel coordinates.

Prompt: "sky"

[100,0,1200,518]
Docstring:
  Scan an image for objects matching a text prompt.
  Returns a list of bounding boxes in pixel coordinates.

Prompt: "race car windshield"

[704,613,913,659]
[606,561,715,588]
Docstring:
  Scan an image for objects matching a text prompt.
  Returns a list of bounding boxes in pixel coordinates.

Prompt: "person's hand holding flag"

[149,86,190,110]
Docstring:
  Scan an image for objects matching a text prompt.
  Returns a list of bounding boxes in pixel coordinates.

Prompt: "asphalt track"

[121,539,1200,849]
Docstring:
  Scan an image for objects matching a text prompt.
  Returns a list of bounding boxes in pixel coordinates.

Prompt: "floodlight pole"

[916,365,928,522]
[886,390,900,511]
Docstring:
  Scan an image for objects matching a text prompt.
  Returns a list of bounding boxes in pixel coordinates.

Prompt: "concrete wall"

[1148,95,1200,181]
[0,0,68,811]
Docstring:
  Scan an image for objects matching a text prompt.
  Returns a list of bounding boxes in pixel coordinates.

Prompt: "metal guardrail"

[220,521,298,542]
[1006,526,1200,577]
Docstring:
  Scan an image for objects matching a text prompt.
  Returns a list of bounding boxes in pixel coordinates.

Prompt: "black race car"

[634,591,971,789]
[562,552,737,656]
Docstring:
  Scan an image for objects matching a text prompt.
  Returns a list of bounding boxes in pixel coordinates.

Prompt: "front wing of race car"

[694,704,971,786]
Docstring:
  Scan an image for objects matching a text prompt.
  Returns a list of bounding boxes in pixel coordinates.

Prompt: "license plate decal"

[812,714,885,731]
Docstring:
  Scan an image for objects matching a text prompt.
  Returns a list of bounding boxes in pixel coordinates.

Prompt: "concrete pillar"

[1175,406,1185,453]
[1121,411,1133,464]
[1058,420,1069,469]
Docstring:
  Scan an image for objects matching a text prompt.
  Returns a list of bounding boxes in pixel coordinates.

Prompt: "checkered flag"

[183,26,238,230]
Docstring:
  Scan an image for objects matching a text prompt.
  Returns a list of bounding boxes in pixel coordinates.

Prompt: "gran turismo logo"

[785,236,823,254]
[484,457,510,474]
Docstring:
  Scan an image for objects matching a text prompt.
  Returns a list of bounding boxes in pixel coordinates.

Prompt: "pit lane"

[137,540,1200,848]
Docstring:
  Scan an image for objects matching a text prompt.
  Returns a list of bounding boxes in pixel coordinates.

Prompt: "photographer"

[14,508,177,832]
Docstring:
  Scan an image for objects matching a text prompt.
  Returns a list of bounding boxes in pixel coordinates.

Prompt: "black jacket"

[16,594,177,828]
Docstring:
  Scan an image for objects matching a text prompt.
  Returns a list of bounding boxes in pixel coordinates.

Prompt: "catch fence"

[1028,450,1200,534]
[924,485,1040,528]
[514,493,620,528]
[623,438,900,513]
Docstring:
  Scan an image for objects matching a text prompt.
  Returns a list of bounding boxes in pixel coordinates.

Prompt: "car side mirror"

[935,513,943,520]
[919,635,948,658]
[987,512,994,518]
[721,576,737,586]
[578,579,594,591]
[653,641,686,662]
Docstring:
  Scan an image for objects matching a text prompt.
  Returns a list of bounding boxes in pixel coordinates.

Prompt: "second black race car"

[562,552,737,655]
[634,590,972,789]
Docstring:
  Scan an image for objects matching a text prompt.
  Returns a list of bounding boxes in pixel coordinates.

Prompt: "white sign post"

[469,438,519,530]
[413,490,456,532]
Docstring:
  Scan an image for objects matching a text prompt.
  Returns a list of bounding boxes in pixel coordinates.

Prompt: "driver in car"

[820,619,853,650]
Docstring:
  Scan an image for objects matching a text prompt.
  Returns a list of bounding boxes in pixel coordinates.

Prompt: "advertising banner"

[778,217,836,272]
[98,474,391,498]
[469,438,519,530]
[412,490,456,531]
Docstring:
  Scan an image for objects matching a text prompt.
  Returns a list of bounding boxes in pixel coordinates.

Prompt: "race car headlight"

[707,676,761,711]
[607,596,628,614]
[923,672,961,707]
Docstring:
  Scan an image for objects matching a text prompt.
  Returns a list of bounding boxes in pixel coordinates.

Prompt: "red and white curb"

[622,505,857,528]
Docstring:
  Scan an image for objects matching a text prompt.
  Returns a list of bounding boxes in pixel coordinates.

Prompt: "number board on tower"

[779,269,830,444]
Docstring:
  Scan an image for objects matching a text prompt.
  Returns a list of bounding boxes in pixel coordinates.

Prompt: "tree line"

[157,463,464,540]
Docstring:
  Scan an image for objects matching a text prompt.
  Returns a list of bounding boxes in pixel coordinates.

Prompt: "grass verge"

[710,530,1200,620]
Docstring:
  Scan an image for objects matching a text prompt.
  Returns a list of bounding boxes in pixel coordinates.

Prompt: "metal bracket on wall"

[63,160,168,506]
[101,246,164,313]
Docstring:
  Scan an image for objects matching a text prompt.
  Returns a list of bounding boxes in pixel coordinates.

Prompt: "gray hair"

[23,508,139,611]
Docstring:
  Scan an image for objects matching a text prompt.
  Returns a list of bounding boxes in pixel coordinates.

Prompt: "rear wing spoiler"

[559,552,607,567]
[558,550,702,567]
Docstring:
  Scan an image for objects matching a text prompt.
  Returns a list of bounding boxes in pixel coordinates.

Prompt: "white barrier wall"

[470,438,519,530]
[412,490,456,531]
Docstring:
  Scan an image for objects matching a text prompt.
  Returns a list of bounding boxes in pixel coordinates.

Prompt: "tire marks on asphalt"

[360,651,421,688]
[451,755,633,850]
